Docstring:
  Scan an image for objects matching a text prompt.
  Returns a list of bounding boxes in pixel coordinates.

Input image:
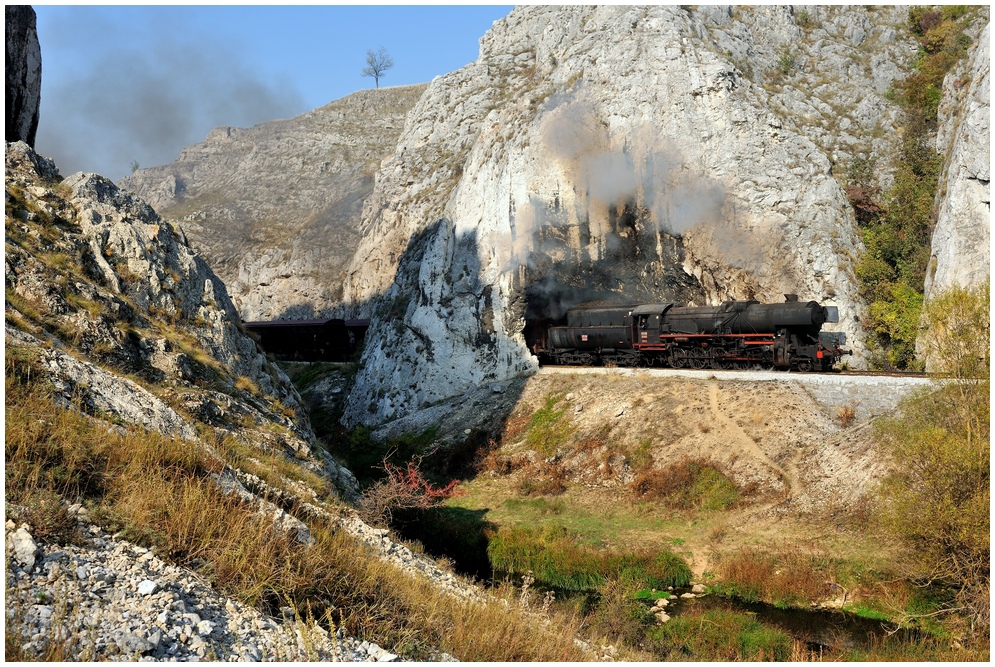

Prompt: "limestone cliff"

[119,86,427,320]
[340,5,925,426]
[5,5,42,146]
[924,22,990,300]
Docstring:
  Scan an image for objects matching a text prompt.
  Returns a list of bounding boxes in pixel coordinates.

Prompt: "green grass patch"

[650,608,794,661]
[524,392,574,456]
[634,589,670,601]
[847,605,891,622]
[487,523,691,593]
[503,497,565,516]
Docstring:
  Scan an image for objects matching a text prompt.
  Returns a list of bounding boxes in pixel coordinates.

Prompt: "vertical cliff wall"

[924,23,990,300]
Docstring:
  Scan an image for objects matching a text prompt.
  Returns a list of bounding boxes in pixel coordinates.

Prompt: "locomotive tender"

[533,295,850,372]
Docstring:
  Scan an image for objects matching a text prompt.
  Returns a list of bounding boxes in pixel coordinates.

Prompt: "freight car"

[532,295,850,372]
[244,318,369,362]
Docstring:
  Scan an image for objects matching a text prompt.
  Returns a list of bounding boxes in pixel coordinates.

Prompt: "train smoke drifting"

[537,88,727,237]
[36,9,304,181]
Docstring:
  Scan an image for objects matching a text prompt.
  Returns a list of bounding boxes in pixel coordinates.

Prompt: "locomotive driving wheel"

[687,347,708,369]
[671,349,688,368]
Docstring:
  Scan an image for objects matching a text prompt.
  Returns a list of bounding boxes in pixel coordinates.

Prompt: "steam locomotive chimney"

[784,294,798,302]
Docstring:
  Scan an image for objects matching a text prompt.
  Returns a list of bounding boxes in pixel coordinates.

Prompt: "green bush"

[919,284,990,378]
[876,379,989,632]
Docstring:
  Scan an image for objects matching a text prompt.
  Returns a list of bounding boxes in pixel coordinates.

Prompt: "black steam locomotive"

[532,295,850,372]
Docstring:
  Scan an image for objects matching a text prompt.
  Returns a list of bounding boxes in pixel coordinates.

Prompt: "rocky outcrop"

[924,22,990,300]
[5,5,42,147]
[119,86,427,320]
[7,327,198,441]
[341,6,925,427]
[5,140,358,497]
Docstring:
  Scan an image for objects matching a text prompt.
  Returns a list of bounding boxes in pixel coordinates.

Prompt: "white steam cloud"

[537,88,726,237]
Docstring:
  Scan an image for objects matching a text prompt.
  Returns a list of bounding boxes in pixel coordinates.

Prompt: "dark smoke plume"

[35,14,304,182]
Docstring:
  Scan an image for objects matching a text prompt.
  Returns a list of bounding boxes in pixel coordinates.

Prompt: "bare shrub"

[629,457,741,511]
[573,436,606,454]
[358,457,462,526]
[478,452,512,475]
[501,411,531,441]
[835,402,859,428]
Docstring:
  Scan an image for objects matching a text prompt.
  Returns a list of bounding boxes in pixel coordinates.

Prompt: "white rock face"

[341,6,924,426]
[924,22,990,300]
[63,170,289,400]
[7,328,198,441]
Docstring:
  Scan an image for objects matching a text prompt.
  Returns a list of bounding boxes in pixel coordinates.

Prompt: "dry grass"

[234,375,261,395]
[4,351,604,662]
[714,547,832,607]
[217,433,331,499]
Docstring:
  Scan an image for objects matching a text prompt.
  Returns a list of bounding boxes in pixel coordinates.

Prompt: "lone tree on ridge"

[362,47,394,89]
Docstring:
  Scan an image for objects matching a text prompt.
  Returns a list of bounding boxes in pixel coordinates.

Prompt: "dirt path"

[708,384,801,500]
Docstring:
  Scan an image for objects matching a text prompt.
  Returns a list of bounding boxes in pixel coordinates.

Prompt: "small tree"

[919,283,990,379]
[361,47,394,89]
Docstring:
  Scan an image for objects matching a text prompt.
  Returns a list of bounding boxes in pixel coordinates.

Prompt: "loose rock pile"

[5,515,413,662]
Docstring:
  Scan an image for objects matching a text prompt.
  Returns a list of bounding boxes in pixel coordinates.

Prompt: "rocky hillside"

[6,141,522,660]
[119,85,427,320]
[339,5,945,427]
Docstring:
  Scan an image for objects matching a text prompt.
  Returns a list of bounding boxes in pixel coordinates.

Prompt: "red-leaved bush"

[358,458,462,526]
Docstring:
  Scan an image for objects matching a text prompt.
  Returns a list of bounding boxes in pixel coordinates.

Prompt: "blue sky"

[32,5,513,181]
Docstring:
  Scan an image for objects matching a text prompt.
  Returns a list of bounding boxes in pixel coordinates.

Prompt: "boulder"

[8,524,39,570]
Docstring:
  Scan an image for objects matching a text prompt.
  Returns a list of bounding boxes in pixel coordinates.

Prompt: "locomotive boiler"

[533,295,850,372]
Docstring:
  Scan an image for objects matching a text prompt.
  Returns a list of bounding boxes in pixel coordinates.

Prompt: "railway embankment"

[539,366,936,419]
